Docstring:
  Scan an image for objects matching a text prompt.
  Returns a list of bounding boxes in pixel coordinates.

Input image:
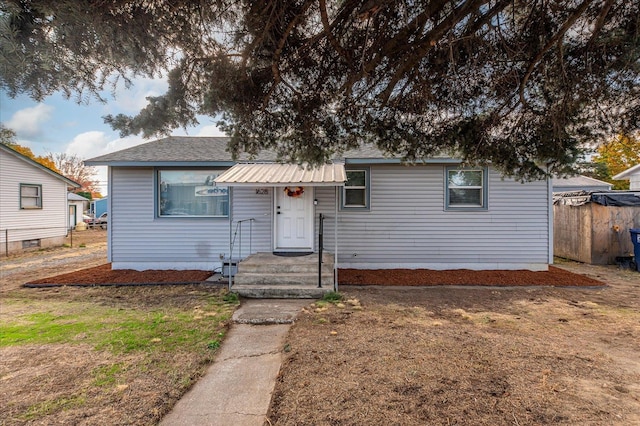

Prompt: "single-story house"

[85,136,553,276]
[68,192,89,229]
[613,164,640,191]
[1,143,80,256]
[552,175,612,193]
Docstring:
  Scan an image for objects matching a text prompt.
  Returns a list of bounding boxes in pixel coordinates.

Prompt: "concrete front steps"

[231,252,335,298]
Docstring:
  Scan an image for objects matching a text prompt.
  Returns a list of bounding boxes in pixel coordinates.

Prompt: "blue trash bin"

[631,229,640,272]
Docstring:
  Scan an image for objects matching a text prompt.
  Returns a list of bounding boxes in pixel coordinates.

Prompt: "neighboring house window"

[20,184,42,209]
[157,170,229,217]
[445,167,488,210]
[342,168,369,210]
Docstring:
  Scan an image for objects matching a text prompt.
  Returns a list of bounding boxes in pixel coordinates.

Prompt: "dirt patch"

[268,262,640,425]
[25,264,212,286]
[1,228,108,294]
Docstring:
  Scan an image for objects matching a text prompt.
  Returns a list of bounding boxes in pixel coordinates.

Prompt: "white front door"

[275,187,314,251]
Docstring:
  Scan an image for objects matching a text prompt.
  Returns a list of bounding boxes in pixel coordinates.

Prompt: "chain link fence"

[0,226,94,257]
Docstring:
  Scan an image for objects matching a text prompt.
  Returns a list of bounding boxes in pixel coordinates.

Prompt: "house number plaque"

[255,188,269,195]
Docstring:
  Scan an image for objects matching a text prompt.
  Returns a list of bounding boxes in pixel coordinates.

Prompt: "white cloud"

[6,104,54,138]
[64,131,149,196]
[65,131,112,158]
[65,131,148,159]
[106,75,169,114]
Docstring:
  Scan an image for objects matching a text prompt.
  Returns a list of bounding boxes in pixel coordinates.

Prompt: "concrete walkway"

[160,299,309,426]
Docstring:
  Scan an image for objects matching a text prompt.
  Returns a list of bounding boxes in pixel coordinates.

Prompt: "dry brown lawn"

[268,261,640,425]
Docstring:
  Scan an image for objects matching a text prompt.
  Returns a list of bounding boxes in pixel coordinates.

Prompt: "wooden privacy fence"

[554,202,640,265]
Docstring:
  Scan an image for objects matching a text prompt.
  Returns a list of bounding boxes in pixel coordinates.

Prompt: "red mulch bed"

[25,264,213,287]
[24,263,604,288]
[339,266,605,287]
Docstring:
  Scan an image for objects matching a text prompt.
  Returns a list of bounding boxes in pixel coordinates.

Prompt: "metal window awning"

[214,163,346,187]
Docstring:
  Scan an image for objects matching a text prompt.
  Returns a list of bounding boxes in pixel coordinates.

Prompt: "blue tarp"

[591,193,640,207]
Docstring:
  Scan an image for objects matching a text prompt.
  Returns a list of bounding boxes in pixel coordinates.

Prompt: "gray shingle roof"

[552,175,613,192]
[85,137,275,165]
[85,136,454,166]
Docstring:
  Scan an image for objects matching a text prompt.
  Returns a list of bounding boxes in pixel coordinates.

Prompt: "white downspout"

[547,170,554,266]
[228,187,233,291]
[334,185,338,291]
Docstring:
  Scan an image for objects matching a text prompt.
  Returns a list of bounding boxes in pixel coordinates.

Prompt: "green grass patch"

[222,291,239,303]
[322,291,343,303]
[0,312,93,346]
[0,297,236,354]
[92,363,125,387]
[20,394,87,421]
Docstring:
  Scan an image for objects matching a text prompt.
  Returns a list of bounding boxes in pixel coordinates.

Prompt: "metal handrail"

[318,213,324,288]
[227,218,254,290]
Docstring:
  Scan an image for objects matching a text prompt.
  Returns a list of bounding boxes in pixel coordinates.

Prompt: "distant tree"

[45,152,101,195]
[1,1,639,180]
[0,123,17,144]
[588,134,640,190]
[0,123,60,171]
[75,191,93,201]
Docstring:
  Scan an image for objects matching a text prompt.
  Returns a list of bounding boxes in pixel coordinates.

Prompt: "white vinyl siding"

[110,167,231,270]
[0,150,69,246]
[317,164,549,270]
[108,163,550,271]
[231,187,273,257]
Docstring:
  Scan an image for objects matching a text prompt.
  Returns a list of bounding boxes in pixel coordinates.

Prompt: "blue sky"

[0,75,225,195]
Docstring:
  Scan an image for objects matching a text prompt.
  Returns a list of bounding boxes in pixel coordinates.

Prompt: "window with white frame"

[158,169,229,217]
[342,169,369,209]
[446,168,487,210]
[20,184,42,209]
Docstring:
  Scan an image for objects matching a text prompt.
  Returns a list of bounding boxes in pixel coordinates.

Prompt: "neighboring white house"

[68,192,90,229]
[613,164,640,191]
[86,137,553,272]
[552,175,613,193]
[1,144,80,256]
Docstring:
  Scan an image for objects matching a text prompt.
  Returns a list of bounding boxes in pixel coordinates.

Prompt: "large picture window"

[342,168,369,210]
[158,170,229,217]
[20,184,42,209]
[446,168,488,210]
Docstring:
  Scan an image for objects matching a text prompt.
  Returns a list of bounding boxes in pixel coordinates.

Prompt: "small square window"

[446,168,487,210]
[342,169,369,210]
[20,184,42,209]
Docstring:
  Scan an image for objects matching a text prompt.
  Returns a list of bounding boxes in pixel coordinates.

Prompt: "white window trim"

[445,167,488,211]
[341,168,370,210]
